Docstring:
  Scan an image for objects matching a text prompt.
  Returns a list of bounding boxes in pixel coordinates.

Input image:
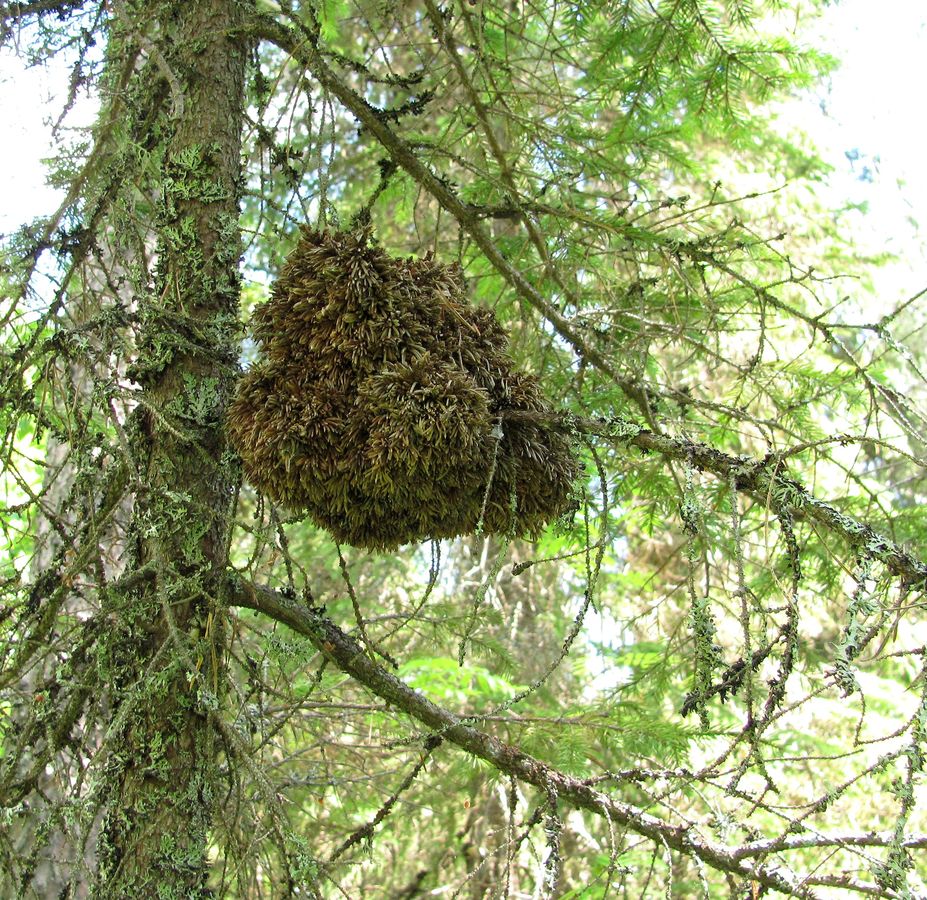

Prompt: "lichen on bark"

[94,1,250,895]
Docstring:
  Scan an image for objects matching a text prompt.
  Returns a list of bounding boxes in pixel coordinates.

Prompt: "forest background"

[1,0,926,898]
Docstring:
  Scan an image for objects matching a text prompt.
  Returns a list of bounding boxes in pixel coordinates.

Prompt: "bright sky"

[0,50,95,233]
[788,0,927,302]
[0,2,924,283]
[825,1,927,222]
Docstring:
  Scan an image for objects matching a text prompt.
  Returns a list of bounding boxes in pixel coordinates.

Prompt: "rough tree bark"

[94,0,248,893]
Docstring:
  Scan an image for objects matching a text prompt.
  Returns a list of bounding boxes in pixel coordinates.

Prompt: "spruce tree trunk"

[95,0,248,894]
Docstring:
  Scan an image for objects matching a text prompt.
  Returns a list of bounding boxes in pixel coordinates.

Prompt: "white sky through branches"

[0,2,923,277]
[784,0,927,301]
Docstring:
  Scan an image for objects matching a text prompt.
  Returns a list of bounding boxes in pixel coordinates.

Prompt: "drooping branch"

[503,410,927,587]
[230,576,907,899]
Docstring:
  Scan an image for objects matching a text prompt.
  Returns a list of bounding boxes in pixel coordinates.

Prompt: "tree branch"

[507,410,927,587]
[247,12,653,414]
[230,576,904,899]
[0,0,87,21]
[732,831,927,860]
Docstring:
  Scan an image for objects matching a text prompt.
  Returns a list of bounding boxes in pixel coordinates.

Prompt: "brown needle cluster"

[228,228,579,550]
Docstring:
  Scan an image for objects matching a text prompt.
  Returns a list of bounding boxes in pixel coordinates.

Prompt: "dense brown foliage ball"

[227,228,579,550]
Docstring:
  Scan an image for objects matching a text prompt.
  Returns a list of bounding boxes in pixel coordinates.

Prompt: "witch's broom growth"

[228,228,578,550]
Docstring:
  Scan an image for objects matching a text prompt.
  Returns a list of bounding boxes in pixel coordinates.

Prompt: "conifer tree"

[1,1,925,896]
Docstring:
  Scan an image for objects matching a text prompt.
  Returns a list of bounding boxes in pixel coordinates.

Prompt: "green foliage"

[401,657,526,706]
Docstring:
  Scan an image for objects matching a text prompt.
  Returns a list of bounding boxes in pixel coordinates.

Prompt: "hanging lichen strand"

[228,228,579,550]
